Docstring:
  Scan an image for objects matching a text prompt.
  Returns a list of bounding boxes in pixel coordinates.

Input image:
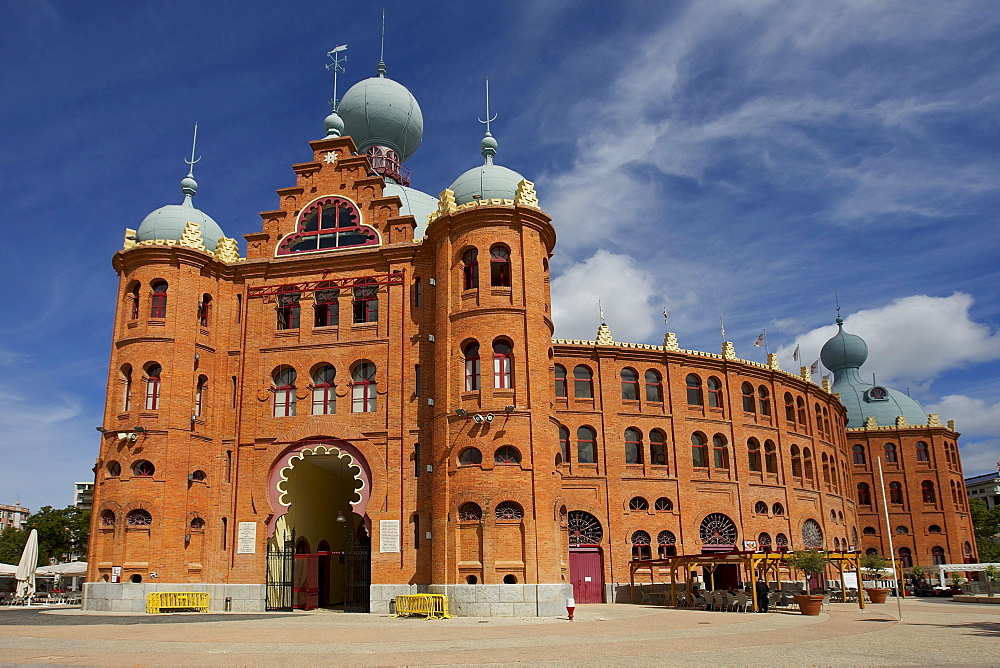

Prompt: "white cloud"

[550,249,662,342]
[924,394,1000,475]
[774,293,1000,388]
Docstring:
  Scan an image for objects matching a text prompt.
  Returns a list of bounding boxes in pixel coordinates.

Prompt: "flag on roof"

[793,345,800,362]
[753,331,765,347]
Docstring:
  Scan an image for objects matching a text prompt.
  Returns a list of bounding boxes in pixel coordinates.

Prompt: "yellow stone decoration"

[123,228,137,251]
[514,179,539,208]
[947,419,955,430]
[865,416,877,428]
[895,415,908,427]
[428,188,457,223]
[928,414,940,427]
[822,377,832,392]
[663,332,679,351]
[214,237,241,263]
[178,221,206,251]
[722,341,736,360]
[800,365,811,382]
[595,323,613,346]
[767,353,780,370]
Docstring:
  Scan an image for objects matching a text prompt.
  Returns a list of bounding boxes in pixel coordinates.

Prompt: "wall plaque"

[237,522,257,554]
[380,520,400,553]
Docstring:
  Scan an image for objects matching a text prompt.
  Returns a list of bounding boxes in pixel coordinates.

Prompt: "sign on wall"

[237,522,257,554]
[380,520,400,553]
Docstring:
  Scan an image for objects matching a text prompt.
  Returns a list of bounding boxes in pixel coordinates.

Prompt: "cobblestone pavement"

[0,597,997,666]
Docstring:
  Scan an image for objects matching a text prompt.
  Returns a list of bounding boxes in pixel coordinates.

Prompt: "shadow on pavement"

[0,608,297,626]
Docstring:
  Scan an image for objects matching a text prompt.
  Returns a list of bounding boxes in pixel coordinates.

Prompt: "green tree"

[0,526,28,564]
[24,505,91,565]
[970,499,1000,563]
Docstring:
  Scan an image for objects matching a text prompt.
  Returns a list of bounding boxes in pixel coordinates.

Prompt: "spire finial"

[599,300,606,325]
[181,122,200,203]
[478,78,499,164]
[377,8,387,76]
[835,292,844,326]
[324,45,348,138]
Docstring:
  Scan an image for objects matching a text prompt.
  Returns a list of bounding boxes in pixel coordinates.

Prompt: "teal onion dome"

[135,176,226,252]
[449,129,526,205]
[382,183,438,239]
[338,73,423,162]
[324,109,345,138]
[822,317,928,428]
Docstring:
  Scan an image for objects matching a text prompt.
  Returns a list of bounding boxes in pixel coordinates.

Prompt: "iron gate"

[265,531,294,611]
[344,530,371,613]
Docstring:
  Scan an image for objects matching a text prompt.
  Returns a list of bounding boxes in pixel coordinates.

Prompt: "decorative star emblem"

[323,151,338,165]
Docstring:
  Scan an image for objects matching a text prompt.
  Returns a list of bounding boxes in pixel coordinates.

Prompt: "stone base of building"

[82,582,266,613]
[422,583,574,617]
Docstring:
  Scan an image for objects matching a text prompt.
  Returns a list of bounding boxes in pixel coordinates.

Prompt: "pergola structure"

[628,551,872,611]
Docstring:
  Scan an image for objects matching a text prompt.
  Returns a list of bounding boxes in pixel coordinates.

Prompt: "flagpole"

[876,456,903,621]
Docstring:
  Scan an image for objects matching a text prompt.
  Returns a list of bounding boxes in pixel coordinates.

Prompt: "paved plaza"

[0,597,998,666]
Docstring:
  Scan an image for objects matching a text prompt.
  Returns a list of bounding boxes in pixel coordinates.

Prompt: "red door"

[293,554,319,610]
[570,547,604,603]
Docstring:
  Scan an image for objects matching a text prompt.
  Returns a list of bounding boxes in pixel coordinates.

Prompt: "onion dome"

[324,109,345,138]
[383,183,438,239]
[823,316,928,427]
[135,174,226,252]
[449,131,526,205]
[338,65,423,162]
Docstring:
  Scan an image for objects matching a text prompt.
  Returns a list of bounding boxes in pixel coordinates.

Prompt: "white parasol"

[0,563,19,576]
[35,561,87,576]
[15,529,38,601]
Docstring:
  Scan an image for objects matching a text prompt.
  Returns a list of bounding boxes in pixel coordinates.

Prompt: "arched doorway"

[700,513,739,590]
[567,510,604,603]
[266,440,372,612]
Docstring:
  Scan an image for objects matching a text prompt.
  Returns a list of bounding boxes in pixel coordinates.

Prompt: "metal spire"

[478,78,497,135]
[377,8,387,76]
[184,122,201,178]
[599,300,606,325]
[478,78,499,164]
[326,44,348,111]
[180,122,201,203]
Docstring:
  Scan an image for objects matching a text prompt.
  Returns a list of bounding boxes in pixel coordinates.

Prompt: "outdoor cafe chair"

[723,591,737,611]
[735,590,750,612]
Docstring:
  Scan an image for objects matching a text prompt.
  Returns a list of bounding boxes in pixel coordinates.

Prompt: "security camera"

[473,414,484,424]
[128,433,138,442]
[485,413,494,423]
[116,432,129,441]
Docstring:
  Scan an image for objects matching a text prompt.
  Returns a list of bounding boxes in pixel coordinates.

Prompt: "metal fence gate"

[344,531,371,613]
[266,532,294,611]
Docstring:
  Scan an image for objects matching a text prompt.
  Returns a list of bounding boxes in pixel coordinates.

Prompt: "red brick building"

[84,65,976,614]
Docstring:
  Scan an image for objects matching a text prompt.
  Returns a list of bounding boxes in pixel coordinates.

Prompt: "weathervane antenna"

[599,300,605,325]
[184,122,201,177]
[326,44,348,110]
[835,291,841,318]
[478,78,498,134]
[380,8,386,63]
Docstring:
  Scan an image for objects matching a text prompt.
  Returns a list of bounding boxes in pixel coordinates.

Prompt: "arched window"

[764,440,778,473]
[790,445,802,478]
[657,530,676,558]
[624,428,643,464]
[276,292,301,330]
[645,370,663,402]
[822,453,831,487]
[771,502,784,516]
[822,406,831,436]
[700,513,737,546]
[150,280,168,318]
[495,501,524,521]
[758,386,771,416]
[834,537,841,551]
[863,527,877,535]
[889,481,903,505]
[352,279,378,323]
[190,470,206,482]
[351,362,377,413]
[573,366,594,399]
[311,365,336,415]
[895,525,909,534]
[107,461,121,477]
[462,248,479,290]
[127,282,140,320]
[278,196,378,254]
[458,502,482,521]
[686,374,703,406]
[713,434,729,469]
[629,496,649,511]
[691,432,708,468]
[950,480,959,505]
[915,441,929,462]
[493,339,512,389]
[458,447,482,466]
[121,364,133,412]
[127,509,152,526]
[802,519,823,549]
[784,393,795,422]
[490,245,511,287]
[198,294,212,327]
[852,445,866,465]
[132,460,154,477]
[775,533,789,550]
[577,426,597,464]
[741,383,755,413]
[649,430,667,466]
[194,375,207,417]
[921,480,936,504]
[899,547,913,568]
[964,541,974,563]
[654,497,673,511]
[314,284,339,327]
[758,532,772,549]
[494,446,521,464]
[568,511,603,545]
[857,483,872,505]
[144,363,162,410]
[796,397,807,425]
[464,342,481,391]
[831,509,838,522]
[707,377,723,408]
[852,527,859,546]
[631,530,652,560]
[101,510,116,527]
[272,366,297,417]
[554,364,568,398]
[558,426,569,462]
[803,448,814,482]
[747,438,762,471]
[190,517,205,530]
[621,368,639,401]
[754,501,768,515]
[884,443,898,464]
[929,524,942,533]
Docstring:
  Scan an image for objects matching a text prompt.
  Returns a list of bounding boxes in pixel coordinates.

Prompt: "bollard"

[225,596,232,612]
[566,597,575,621]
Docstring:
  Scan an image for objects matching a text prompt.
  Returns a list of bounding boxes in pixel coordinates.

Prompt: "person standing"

[755,576,770,613]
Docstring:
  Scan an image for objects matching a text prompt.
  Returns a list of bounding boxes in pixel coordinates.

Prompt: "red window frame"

[149,281,167,318]
[464,343,481,391]
[462,248,479,290]
[852,445,866,465]
[790,445,802,478]
[686,374,703,406]
[276,292,301,330]
[857,483,872,505]
[624,428,642,464]
[764,440,778,473]
[712,434,729,469]
[277,196,379,254]
[573,365,593,399]
[554,364,568,398]
[649,430,666,465]
[884,443,898,463]
[558,426,569,462]
[493,340,512,389]
[314,286,339,327]
[747,438,762,471]
[915,441,929,462]
[311,365,336,415]
[273,367,297,417]
[198,295,212,327]
[784,393,795,422]
[692,432,708,468]
[351,362,377,413]
[796,397,807,425]
[128,284,140,320]
[921,481,936,504]
[122,366,132,412]
[758,386,771,416]
[352,280,378,324]
[194,376,206,417]
[577,426,597,464]
[490,245,511,287]
[741,383,755,412]
[707,377,723,408]
[494,446,521,464]
[889,481,903,504]
[621,368,639,401]
[645,369,663,402]
[145,364,162,410]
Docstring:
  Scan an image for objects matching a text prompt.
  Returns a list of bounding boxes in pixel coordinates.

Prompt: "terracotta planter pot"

[866,587,889,604]
[794,594,824,615]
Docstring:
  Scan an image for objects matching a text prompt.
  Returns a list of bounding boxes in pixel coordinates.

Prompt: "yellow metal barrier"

[393,593,451,619]
[146,592,210,614]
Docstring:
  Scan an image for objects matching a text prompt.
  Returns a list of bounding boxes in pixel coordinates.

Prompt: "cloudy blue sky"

[2,1,999,512]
